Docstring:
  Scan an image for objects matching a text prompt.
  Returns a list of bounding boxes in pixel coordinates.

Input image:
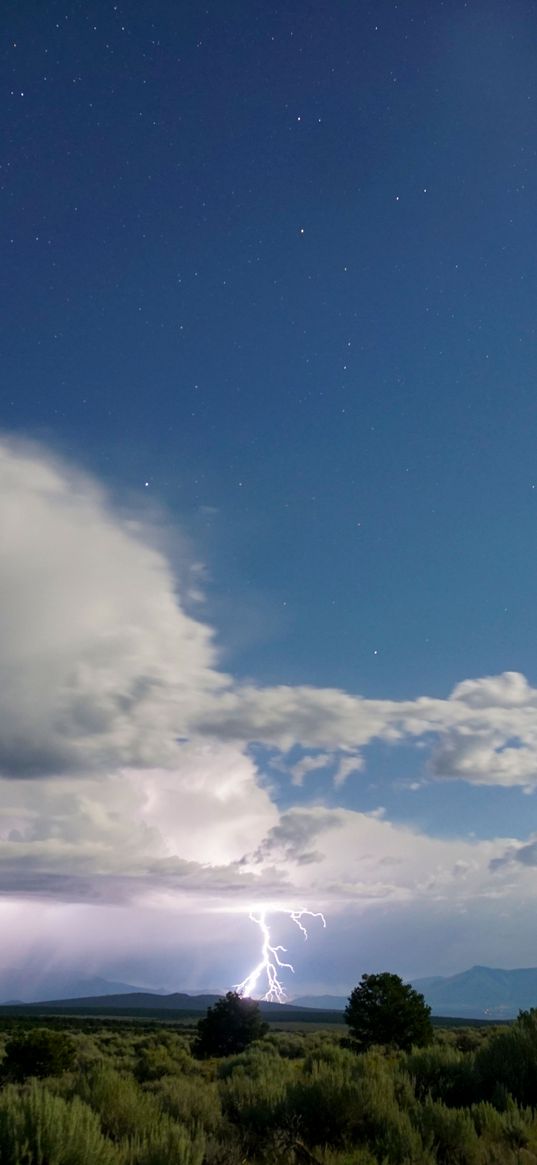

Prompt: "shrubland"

[0,1009,536,1163]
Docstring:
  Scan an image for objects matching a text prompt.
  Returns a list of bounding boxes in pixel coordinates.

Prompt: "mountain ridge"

[4,965,537,1019]
[297,965,537,1018]
[0,975,167,1004]
[0,991,338,1022]
[412,964,537,1017]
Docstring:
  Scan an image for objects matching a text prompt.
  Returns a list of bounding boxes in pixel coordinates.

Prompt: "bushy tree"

[345,972,433,1052]
[1,1027,77,1081]
[194,991,268,1058]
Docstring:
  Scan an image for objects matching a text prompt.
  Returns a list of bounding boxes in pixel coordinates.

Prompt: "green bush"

[122,1116,205,1165]
[74,1065,161,1141]
[0,1080,118,1164]
[470,1100,506,1140]
[451,1028,488,1055]
[472,1097,537,1156]
[220,1067,288,1147]
[72,1033,103,1074]
[216,1040,281,1080]
[135,1045,185,1082]
[317,1151,380,1165]
[418,1098,481,1165]
[134,1034,195,1082]
[1,1028,77,1081]
[303,1040,360,1074]
[350,1056,431,1165]
[201,1127,244,1165]
[265,1031,306,1059]
[286,1065,360,1148]
[148,1073,222,1133]
[406,1043,477,1107]
[475,1011,537,1108]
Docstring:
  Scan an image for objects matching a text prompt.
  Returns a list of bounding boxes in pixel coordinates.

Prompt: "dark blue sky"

[4,0,537,697]
[3,1,537,990]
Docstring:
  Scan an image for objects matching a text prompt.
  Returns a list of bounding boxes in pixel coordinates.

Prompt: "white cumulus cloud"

[0,437,227,778]
[2,433,537,947]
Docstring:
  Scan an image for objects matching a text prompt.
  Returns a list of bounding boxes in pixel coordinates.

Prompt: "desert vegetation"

[0,998,537,1163]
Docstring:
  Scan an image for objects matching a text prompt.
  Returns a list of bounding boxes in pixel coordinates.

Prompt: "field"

[0,1009,536,1163]
[0,1003,346,1027]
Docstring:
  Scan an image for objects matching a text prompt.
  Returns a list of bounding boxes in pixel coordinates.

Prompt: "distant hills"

[0,990,338,1024]
[299,967,537,1019]
[0,974,167,1004]
[22,991,223,1012]
[3,965,537,1019]
[293,994,348,1010]
[411,965,537,1018]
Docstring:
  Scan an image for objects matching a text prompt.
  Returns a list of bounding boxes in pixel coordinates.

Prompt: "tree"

[194,991,268,1058]
[344,972,433,1052]
[1,1027,77,1081]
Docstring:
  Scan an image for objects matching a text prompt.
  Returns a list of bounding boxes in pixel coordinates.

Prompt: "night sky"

[2,1,537,998]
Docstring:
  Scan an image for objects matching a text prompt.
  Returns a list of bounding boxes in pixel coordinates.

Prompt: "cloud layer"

[4,436,537,794]
[2,435,537,985]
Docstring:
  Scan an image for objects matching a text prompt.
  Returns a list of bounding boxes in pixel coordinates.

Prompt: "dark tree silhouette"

[194,991,268,1058]
[1,1028,77,1081]
[345,971,433,1051]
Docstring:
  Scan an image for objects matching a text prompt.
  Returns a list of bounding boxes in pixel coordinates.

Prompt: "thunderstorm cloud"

[2,435,537,987]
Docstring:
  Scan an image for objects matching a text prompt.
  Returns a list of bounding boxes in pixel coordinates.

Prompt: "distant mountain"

[295,967,537,1019]
[293,994,348,1010]
[5,964,536,1019]
[0,975,166,1004]
[16,991,221,1011]
[0,991,341,1022]
[411,965,537,1018]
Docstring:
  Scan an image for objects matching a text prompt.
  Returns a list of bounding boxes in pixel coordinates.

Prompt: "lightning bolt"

[234,909,326,1003]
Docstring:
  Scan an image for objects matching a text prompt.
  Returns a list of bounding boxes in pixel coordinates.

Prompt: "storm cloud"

[2,435,537,990]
